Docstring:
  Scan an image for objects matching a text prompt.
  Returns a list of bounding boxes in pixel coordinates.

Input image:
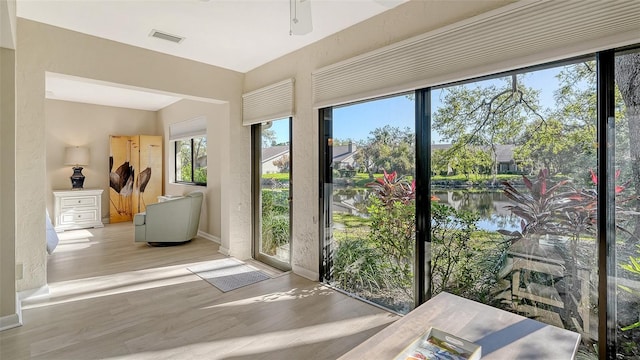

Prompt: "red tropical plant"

[498,169,570,241]
[366,170,415,206]
[560,168,637,240]
[500,168,639,243]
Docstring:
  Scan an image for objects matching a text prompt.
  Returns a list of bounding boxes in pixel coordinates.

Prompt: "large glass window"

[429,59,599,356]
[318,45,639,358]
[175,136,207,185]
[321,94,416,314]
[613,48,640,359]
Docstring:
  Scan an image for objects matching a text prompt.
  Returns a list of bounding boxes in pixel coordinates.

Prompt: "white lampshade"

[64,146,90,166]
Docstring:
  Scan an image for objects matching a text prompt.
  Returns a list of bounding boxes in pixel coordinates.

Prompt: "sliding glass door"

[253,118,291,271]
[320,94,416,314]
[428,58,600,354]
[318,45,640,359]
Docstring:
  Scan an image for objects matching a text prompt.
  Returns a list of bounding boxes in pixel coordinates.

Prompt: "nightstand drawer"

[60,209,99,224]
[61,196,97,208]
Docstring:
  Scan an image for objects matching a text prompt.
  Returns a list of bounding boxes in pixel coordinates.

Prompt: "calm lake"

[432,190,521,232]
[333,189,521,232]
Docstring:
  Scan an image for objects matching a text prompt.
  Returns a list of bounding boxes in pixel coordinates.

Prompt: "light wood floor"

[0,222,398,359]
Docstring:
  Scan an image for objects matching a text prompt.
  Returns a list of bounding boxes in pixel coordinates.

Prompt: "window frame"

[174,136,207,186]
[318,45,640,359]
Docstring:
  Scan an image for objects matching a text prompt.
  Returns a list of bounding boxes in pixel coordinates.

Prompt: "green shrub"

[332,237,385,292]
[368,196,415,297]
[431,203,482,297]
[261,190,289,255]
[619,244,640,331]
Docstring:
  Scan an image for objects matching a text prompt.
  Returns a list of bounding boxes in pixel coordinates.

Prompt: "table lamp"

[64,146,90,189]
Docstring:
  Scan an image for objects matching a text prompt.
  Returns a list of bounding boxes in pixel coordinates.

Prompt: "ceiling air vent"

[149,29,185,44]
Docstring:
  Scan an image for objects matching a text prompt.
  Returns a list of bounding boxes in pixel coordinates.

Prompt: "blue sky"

[269,65,569,144]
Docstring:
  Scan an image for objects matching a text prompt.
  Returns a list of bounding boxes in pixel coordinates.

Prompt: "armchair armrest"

[134,212,146,226]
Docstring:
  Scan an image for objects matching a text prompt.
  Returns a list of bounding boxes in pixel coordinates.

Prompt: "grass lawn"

[333,212,371,228]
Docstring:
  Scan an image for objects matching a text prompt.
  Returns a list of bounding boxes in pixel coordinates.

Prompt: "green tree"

[447,142,492,180]
[355,125,415,178]
[616,53,640,243]
[433,75,542,183]
[431,149,450,176]
[332,138,356,146]
[514,117,593,175]
[552,57,639,242]
[549,62,598,176]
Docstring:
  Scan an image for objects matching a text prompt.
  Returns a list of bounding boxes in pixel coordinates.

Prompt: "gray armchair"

[134,191,203,245]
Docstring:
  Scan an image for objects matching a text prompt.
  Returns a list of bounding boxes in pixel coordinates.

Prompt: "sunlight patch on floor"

[201,285,336,309]
[57,229,95,240]
[23,262,207,309]
[54,229,97,252]
[105,314,395,359]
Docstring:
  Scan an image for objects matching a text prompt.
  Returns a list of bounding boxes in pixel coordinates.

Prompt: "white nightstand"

[53,189,104,232]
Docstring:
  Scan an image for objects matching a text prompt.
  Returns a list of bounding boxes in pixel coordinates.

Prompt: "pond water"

[333,189,521,232]
[432,190,521,232]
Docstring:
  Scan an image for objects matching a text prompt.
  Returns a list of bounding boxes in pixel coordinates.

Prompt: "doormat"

[188,258,270,292]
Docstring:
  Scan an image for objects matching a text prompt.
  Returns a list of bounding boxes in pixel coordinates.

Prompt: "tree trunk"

[615,53,640,244]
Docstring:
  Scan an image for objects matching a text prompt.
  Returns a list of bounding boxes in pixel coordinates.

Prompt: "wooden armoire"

[109,135,163,223]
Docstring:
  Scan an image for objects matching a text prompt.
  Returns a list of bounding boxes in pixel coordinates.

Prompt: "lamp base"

[70,167,86,190]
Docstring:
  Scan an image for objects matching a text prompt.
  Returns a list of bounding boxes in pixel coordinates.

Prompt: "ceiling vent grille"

[149,29,185,44]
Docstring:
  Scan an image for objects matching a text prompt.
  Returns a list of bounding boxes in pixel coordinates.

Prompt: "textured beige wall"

[15,18,246,292]
[244,0,512,280]
[0,0,16,49]
[1,47,16,319]
[158,99,224,238]
[45,99,159,221]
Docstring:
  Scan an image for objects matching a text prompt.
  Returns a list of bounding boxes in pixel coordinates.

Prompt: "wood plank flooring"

[0,222,398,359]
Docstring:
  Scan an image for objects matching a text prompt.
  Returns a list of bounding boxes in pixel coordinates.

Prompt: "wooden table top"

[340,292,581,359]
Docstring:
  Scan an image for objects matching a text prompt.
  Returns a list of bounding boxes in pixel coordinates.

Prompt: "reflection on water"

[432,191,521,232]
[333,189,520,232]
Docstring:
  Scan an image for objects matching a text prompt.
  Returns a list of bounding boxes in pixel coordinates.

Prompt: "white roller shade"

[169,116,206,141]
[242,78,294,126]
[312,0,640,107]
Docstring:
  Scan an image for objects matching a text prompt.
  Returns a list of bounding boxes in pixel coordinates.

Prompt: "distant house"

[431,143,520,175]
[261,145,289,174]
[494,144,520,173]
[261,142,358,175]
[332,142,358,170]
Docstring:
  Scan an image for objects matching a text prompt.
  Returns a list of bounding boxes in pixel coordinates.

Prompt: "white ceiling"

[17,0,407,110]
[46,73,186,111]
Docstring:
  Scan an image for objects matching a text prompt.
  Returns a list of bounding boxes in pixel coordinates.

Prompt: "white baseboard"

[218,246,230,256]
[292,265,319,281]
[0,294,22,331]
[197,231,220,244]
[18,284,50,301]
